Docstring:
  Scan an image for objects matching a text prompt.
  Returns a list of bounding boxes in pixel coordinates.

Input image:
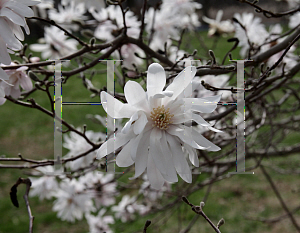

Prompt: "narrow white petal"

[191,113,211,126]
[100,91,136,119]
[185,144,199,167]
[129,130,150,179]
[20,76,32,91]
[97,131,135,158]
[0,67,9,80]
[167,125,209,150]
[124,81,149,112]
[0,8,25,26]
[147,155,165,190]
[192,129,221,151]
[116,139,135,167]
[147,63,166,99]
[207,126,223,133]
[121,112,139,134]
[149,129,177,183]
[133,111,148,135]
[164,66,196,102]
[0,18,22,50]
[4,1,34,17]
[184,96,221,113]
[166,134,192,183]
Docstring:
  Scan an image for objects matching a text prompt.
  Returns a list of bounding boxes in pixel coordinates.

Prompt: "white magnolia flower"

[0,0,39,65]
[33,0,53,19]
[111,195,150,223]
[90,6,144,69]
[29,26,78,59]
[192,74,231,100]
[233,12,268,57]
[260,24,298,73]
[29,166,59,200]
[63,128,105,170]
[97,63,221,189]
[0,62,32,105]
[53,179,95,222]
[62,0,105,11]
[139,173,171,202]
[203,10,235,37]
[289,12,300,29]
[79,171,117,208]
[86,209,114,233]
[48,2,88,31]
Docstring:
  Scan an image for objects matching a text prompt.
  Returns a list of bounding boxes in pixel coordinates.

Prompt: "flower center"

[150,105,174,130]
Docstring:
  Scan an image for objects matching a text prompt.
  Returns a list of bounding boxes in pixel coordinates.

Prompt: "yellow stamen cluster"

[150,105,174,130]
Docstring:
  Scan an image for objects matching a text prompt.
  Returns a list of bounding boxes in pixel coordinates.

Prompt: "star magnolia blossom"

[97,63,221,189]
[203,10,235,37]
[0,62,32,105]
[0,0,39,65]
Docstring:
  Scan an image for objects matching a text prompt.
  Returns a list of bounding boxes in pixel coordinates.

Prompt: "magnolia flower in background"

[260,24,298,73]
[90,6,144,69]
[0,62,32,105]
[98,63,221,190]
[111,195,150,223]
[33,0,53,18]
[145,0,200,51]
[48,2,88,32]
[53,179,96,222]
[86,209,114,233]
[233,12,268,57]
[63,128,105,170]
[29,166,60,200]
[203,10,235,37]
[29,26,78,59]
[62,0,105,11]
[139,174,171,202]
[192,74,231,100]
[288,12,300,28]
[0,0,39,65]
[79,171,117,208]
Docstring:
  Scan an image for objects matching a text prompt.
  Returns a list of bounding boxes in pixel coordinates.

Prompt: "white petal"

[185,144,199,167]
[129,130,150,179]
[97,130,135,158]
[20,76,32,91]
[167,125,209,150]
[164,66,196,103]
[207,126,223,133]
[147,155,165,190]
[133,111,148,135]
[100,91,136,119]
[116,139,135,167]
[166,134,192,183]
[121,112,139,134]
[192,129,221,151]
[0,18,22,50]
[191,113,211,126]
[0,8,25,26]
[29,43,49,52]
[4,1,34,17]
[149,129,178,183]
[147,63,166,99]
[0,86,5,97]
[184,96,221,113]
[0,67,9,80]
[124,81,149,112]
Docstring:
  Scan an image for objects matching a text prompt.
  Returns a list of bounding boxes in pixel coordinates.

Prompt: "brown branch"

[182,196,222,233]
[10,178,34,233]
